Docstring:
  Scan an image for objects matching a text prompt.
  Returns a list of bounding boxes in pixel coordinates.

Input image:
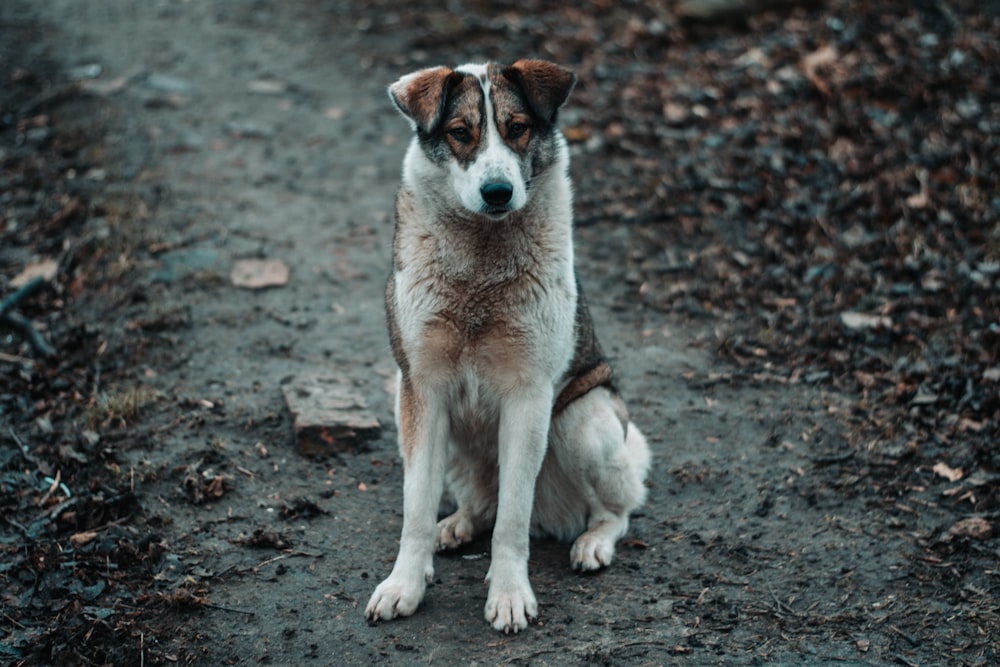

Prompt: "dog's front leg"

[485,386,553,633]
[365,381,448,622]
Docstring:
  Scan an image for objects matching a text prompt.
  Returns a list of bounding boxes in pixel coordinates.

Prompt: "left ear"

[502,59,576,125]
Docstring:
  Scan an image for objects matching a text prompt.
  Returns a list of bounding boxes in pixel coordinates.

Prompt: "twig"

[254,554,290,571]
[0,276,46,315]
[0,351,34,365]
[3,613,27,630]
[1,311,57,357]
[766,585,805,618]
[809,451,855,466]
[7,426,30,460]
[37,470,63,505]
[1,277,57,358]
[253,550,323,572]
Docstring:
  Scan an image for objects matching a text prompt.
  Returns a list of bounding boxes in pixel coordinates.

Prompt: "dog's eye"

[448,127,472,144]
[507,122,529,140]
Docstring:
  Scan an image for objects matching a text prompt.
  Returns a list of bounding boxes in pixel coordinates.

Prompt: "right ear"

[388,66,461,134]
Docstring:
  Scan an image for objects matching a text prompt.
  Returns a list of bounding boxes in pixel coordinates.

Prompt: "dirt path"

[4,1,997,665]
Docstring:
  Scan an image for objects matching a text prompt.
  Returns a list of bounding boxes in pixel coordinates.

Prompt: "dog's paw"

[364,575,426,622]
[436,511,476,551]
[485,581,538,633]
[570,531,616,571]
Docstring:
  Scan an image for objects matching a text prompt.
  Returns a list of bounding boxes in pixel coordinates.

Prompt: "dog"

[364,59,651,634]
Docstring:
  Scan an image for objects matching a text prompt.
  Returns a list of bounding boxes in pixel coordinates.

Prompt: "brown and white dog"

[364,60,651,634]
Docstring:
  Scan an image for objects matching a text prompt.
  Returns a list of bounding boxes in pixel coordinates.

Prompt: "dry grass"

[87,385,161,428]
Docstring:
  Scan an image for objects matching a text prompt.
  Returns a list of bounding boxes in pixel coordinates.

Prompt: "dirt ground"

[2,1,998,665]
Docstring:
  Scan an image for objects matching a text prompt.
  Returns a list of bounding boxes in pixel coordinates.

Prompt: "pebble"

[146,73,192,94]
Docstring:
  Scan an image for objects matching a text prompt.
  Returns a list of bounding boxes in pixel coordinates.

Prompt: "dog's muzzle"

[480,181,514,209]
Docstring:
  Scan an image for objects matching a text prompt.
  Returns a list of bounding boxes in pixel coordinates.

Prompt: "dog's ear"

[503,59,576,125]
[388,67,461,134]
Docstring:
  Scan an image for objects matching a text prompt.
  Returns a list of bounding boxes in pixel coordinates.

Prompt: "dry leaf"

[948,517,991,541]
[932,461,964,482]
[11,258,58,287]
[70,531,99,547]
[801,44,838,96]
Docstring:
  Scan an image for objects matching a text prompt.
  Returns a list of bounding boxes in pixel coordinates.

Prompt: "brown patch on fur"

[552,283,626,431]
[419,316,465,369]
[500,60,576,125]
[396,377,422,462]
[392,189,417,272]
[553,361,613,415]
[438,74,485,168]
[390,66,463,133]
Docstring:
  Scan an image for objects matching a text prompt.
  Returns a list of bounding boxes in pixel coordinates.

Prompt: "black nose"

[481,182,514,208]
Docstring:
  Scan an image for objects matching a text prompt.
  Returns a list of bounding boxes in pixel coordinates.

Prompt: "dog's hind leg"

[437,508,487,550]
[539,387,650,572]
[437,446,498,550]
[571,421,649,571]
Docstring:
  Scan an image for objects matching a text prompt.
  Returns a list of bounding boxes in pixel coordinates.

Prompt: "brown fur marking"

[551,283,627,431]
[396,377,422,463]
[391,66,461,133]
[501,60,576,124]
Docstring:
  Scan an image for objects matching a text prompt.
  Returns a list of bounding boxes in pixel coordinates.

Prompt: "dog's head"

[389,60,576,218]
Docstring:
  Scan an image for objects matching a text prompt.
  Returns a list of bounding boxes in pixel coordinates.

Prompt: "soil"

[2,1,998,665]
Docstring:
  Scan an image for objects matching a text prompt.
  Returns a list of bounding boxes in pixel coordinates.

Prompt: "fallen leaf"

[801,44,838,96]
[231,259,290,289]
[948,517,991,541]
[70,531,99,547]
[933,462,964,482]
[562,125,592,142]
[11,258,58,287]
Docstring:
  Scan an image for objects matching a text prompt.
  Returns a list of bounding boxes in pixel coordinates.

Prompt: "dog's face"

[389,60,576,218]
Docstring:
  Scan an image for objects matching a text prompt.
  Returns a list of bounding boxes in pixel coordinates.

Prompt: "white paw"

[436,512,475,551]
[365,573,427,622]
[570,531,616,571]
[485,580,538,633]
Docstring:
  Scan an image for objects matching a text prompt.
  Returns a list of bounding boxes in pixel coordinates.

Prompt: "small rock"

[281,374,381,457]
[225,120,274,139]
[841,311,892,331]
[246,79,288,95]
[231,259,289,289]
[146,73,192,93]
[662,102,689,124]
[67,63,102,80]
